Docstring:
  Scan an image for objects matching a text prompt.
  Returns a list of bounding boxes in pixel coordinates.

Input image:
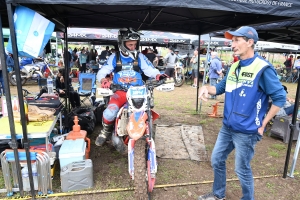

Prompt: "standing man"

[197,26,286,200]
[284,54,293,73]
[208,52,222,99]
[164,47,178,77]
[145,48,158,66]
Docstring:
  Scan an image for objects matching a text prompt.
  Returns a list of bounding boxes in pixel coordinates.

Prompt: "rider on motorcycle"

[95,27,167,146]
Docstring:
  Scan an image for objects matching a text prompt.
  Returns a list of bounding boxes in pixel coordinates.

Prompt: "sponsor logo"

[248,31,254,36]
[255,99,262,126]
[241,72,254,78]
[239,89,246,97]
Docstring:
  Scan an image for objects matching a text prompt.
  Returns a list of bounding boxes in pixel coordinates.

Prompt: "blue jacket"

[215,53,286,134]
[97,52,160,87]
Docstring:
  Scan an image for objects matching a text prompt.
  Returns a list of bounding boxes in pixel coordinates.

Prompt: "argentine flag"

[6,5,55,58]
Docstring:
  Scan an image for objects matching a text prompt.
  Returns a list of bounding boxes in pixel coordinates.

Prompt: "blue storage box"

[59,139,86,168]
[6,151,37,161]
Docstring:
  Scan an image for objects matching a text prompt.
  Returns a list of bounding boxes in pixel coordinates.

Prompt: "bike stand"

[207,102,224,118]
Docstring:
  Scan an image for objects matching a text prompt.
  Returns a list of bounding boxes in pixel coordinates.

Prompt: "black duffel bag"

[67,107,96,135]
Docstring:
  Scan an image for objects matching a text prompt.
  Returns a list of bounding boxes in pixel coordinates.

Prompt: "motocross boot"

[95,122,114,146]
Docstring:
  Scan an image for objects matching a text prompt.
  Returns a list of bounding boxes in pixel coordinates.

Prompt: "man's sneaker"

[198,192,225,200]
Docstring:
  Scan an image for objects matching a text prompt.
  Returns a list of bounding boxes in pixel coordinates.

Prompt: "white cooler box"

[59,139,86,168]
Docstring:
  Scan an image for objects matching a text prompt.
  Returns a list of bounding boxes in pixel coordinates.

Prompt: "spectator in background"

[79,49,88,73]
[190,49,199,88]
[99,46,110,60]
[145,48,158,66]
[72,51,78,68]
[164,47,178,77]
[6,53,14,72]
[88,49,97,63]
[110,48,116,55]
[64,48,72,68]
[284,55,293,73]
[56,68,80,109]
[141,47,148,55]
[208,51,222,99]
[232,53,239,64]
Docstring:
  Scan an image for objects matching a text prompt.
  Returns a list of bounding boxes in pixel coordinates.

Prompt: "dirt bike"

[173,57,186,87]
[98,79,164,199]
[9,61,55,86]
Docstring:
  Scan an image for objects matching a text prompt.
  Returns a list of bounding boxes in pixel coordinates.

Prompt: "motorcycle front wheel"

[134,139,148,200]
[174,69,185,87]
[8,71,27,86]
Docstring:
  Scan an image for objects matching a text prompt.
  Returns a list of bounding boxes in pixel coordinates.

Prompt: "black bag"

[67,107,96,135]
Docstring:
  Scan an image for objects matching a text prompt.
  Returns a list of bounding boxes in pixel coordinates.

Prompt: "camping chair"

[77,73,97,107]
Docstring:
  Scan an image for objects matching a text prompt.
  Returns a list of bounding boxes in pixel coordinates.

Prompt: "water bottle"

[47,76,54,94]
[21,166,30,191]
[31,164,38,190]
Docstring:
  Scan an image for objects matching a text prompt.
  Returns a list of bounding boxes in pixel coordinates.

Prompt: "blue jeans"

[210,78,217,98]
[211,125,262,200]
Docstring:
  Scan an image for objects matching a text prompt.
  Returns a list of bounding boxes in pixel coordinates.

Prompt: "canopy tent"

[210,19,300,45]
[3,0,300,34]
[56,28,191,45]
[1,2,300,196]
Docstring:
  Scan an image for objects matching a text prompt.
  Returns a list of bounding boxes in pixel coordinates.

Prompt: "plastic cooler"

[59,139,86,168]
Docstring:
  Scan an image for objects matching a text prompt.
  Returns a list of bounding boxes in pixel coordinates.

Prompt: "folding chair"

[77,73,97,107]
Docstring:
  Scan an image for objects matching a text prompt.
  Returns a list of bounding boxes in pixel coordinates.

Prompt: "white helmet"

[118,27,141,60]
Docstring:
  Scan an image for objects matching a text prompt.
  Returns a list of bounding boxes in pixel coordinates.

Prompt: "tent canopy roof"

[2,0,299,35]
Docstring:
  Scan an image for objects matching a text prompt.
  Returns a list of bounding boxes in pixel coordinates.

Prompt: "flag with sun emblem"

[6,5,55,58]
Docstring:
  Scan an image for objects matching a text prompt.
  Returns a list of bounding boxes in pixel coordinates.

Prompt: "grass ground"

[0,80,299,200]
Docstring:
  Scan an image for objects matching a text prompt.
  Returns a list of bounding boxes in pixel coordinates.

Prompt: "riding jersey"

[97,52,160,87]
[215,53,286,134]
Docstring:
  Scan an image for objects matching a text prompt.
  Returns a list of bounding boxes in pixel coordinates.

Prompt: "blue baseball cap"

[225,26,258,44]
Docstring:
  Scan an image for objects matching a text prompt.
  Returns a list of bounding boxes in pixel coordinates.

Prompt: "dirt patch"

[0,82,300,200]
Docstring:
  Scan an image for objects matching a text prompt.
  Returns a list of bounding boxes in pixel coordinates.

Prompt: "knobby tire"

[134,139,148,200]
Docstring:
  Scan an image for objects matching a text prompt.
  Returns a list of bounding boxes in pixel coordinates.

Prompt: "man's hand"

[156,74,168,81]
[198,86,209,101]
[257,126,264,136]
[101,78,111,89]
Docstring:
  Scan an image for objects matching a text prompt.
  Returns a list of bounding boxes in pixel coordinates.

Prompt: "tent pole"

[196,34,201,112]
[283,72,300,178]
[64,23,70,114]
[1,6,24,197]
[56,37,58,65]
[198,36,211,113]
[6,4,35,197]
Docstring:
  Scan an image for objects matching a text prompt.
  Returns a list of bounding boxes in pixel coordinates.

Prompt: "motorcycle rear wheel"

[8,71,27,86]
[174,72,185,87]
[134,139,148,200]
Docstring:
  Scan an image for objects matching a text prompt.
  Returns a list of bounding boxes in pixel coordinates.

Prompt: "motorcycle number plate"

[129,86,146,98]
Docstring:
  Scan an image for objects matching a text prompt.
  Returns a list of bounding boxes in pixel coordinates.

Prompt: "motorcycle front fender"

[127,111,148,141]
